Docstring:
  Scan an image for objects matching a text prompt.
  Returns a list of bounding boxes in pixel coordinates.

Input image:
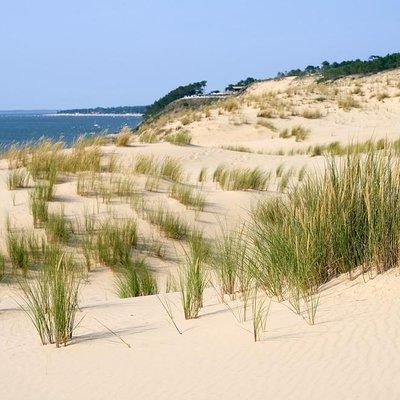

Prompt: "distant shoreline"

[46,113,144,117]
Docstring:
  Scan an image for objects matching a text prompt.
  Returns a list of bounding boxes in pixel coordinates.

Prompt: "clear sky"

[1,0,399,109]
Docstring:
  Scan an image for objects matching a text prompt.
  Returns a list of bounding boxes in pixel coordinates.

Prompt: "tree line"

[57,106,148,115]
[276,52,400,80]
[144,81,207,119]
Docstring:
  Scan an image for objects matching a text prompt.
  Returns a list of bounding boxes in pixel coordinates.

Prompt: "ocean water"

[0,111,143,147]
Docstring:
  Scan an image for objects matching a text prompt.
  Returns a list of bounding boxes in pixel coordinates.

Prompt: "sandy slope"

[154,69,400,153]
[1,70,400,399]
[1,269,399,400]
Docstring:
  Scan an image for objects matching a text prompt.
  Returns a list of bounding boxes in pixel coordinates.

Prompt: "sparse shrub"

[301,109,322,119]
[257,109,276,118]
[180,115,194,125]
[257,118,277,131]
[279,128,290,139]
[291,125,310,142]
[337,95,360,110]
[221,99,239,113]
[351,87,363,95]
[376,92,389,101]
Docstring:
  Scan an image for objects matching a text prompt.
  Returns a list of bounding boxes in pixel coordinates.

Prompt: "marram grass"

[249,149,400,316]
[213,164,270,191]
[18,252,81,347]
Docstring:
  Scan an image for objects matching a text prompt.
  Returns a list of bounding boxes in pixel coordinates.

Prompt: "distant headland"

[55,105,148,116]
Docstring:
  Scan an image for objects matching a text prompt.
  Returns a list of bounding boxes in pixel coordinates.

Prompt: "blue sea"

[0,110,143,147]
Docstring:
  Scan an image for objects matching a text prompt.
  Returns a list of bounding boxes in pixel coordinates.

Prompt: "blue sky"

[0,0,399,109]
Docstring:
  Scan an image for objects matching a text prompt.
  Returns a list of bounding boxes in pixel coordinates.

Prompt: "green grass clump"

[249,150,400,320]
[213,165,270,191]
[279,126,310,141]
[137,131,158,143]
[166,130,192,146]
[29,187,49,228]
[277,171,291,192]
[26,142,59,182]
[0,254,5,281]
[169,183,206,211]
[198,167,207,183]
[77,173,137,201]
[133,154,158,175]
[305,139,392,158]
[146,206,189,240]
[115,259,158,298]
[74,134,109,148]
[7,169,30,190]
[211,228,248,299]
[221,145,253,153]
[59,146,102,174]
[95,219,137,269]
[6,231,31,274]
[6,144,30,169]
[45,210,72,243]
[179,252,207,319]
[32,180,56,202]
[18,252,81,347]
[133,155,183,182]
[188,230,211,265]
[252,292,269,342]
[160,156,183,182]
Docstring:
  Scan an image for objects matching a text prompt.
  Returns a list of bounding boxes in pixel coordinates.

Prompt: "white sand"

[1,270,399,399]
[1,70,400,399]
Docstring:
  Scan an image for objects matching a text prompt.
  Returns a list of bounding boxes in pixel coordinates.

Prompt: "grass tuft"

[18,252,81,347]
[166,130,192,146]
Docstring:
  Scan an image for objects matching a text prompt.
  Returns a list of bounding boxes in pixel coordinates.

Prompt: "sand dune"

[1,70,400,399]
[1,269,399,399]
